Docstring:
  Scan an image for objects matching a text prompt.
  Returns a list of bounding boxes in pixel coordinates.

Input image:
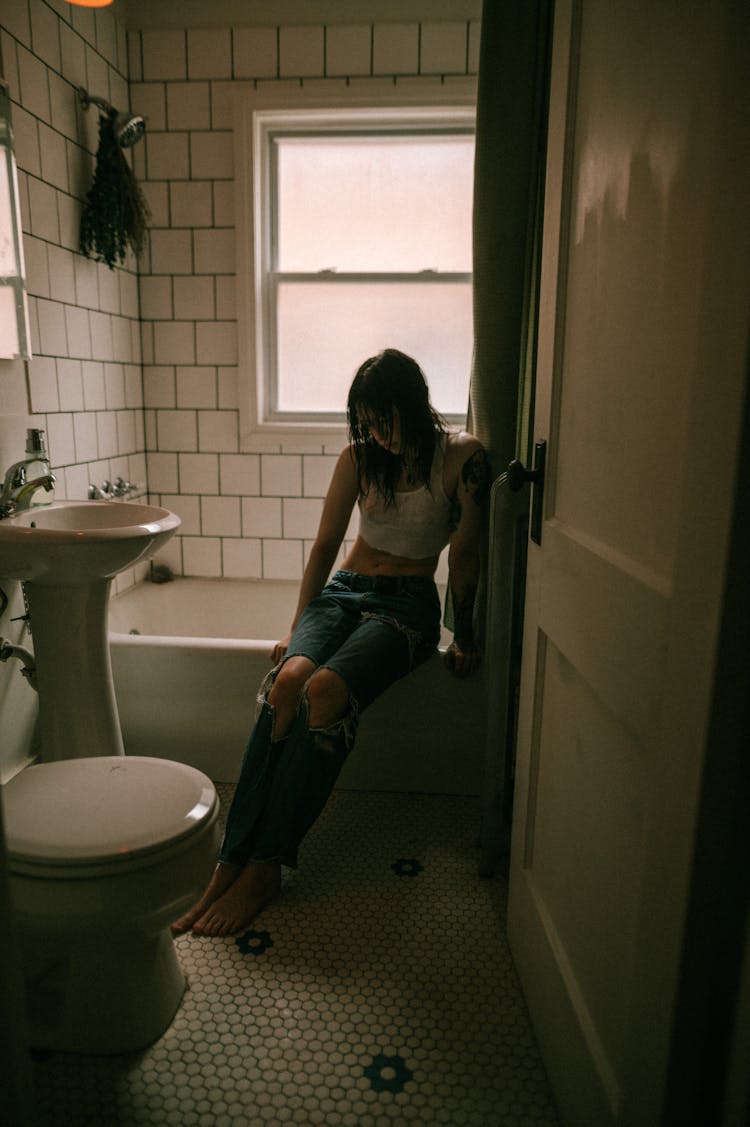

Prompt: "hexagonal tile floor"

[31,788,560,1126]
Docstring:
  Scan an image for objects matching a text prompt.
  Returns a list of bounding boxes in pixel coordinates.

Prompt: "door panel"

[506,1,750,1123]
[526,634,645,1069]
[540,522,667,736]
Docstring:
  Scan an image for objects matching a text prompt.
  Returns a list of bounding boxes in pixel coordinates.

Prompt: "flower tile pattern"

[391,857,425,877]
[30,788,559,1125]
[364,1052,414,1093]
[235,929,274,957]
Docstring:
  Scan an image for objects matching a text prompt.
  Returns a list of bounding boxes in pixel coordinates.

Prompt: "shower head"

[112,111,146,148]
[77,87,146,148]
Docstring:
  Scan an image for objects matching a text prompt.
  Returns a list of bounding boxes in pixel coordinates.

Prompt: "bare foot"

[191,860,282,937]
[170,862,240,936]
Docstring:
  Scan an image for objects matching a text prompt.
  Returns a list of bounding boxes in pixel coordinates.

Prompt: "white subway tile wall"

[222,534,262,578]
[182,533,221,576]
[1,2,478,586]
[2,0,147,591]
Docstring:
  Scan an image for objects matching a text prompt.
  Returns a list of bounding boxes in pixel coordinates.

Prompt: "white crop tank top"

[357,433,454,559]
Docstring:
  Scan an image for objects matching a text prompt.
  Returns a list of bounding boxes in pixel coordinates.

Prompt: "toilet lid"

[3,756,217,867]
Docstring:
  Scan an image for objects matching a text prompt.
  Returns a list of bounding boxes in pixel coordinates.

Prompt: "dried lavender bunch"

[79,113,149,269]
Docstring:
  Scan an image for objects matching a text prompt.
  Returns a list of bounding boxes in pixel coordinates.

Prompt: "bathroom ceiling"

[118,0,481,31]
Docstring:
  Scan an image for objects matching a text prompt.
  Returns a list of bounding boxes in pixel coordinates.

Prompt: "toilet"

[2,755,221,1055]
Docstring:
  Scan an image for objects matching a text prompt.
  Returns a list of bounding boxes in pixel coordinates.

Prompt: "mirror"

[0,79,31,361]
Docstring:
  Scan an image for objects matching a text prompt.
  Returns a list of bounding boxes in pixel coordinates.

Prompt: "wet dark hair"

[347,349,447,507]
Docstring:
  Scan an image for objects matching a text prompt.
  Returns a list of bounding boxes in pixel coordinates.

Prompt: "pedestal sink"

[0,500,180,761]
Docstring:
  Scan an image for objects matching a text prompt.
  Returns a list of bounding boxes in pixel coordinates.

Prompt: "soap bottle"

[24,428,55,506]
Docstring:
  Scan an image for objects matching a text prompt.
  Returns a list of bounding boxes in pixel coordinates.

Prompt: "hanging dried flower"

[79,113,150,270]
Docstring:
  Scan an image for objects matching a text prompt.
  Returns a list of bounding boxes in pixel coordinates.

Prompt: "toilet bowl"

[2,755,221,1055]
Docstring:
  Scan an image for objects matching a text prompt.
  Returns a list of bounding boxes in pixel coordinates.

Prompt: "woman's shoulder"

[337,442,363,470]
[443,430,490,495]
[444,429,485,464]
[327,443,361,493]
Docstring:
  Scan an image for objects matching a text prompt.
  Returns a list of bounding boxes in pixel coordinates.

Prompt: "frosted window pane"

[275,281,472,416]
[276,135,474,272]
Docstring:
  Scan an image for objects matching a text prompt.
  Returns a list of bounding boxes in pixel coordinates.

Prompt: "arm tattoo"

[461,448,490,505]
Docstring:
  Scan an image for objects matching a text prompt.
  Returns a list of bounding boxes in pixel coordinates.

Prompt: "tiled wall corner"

[2,3,477,586]
[1,0,146,588]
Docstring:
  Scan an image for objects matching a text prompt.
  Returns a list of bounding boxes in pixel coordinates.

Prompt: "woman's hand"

[271,633,292,664]
[443,640,482,678]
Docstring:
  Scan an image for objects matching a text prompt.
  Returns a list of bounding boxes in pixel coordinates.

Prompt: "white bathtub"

[109,577,485,794]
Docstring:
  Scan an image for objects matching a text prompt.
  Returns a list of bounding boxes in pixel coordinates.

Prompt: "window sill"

[239,418,349,453]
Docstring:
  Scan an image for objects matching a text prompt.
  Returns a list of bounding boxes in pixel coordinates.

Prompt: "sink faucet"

[0,462,56,517]
[1,429,56,518]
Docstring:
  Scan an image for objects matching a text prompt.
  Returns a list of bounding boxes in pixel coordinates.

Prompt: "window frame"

[233,80,477,450]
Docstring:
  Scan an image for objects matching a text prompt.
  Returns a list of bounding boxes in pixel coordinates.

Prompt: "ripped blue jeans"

[218,571,441,869]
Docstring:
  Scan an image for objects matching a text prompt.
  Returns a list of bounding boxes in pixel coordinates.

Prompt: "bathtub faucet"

[113,476,137,497]
[88,480,114,499]
[88,477,140,500]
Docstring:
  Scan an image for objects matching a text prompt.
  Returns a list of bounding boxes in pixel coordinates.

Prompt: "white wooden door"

[507,2,750,1124]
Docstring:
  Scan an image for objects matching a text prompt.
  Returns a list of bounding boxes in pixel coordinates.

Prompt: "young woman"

[172,349,489,937]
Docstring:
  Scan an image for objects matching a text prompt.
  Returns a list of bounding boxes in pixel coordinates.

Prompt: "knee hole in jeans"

[268,655,313,697]
[303,667,351,730]
[267,655,315,738]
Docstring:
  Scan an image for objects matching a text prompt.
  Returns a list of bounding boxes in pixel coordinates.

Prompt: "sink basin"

[0,500,180,586]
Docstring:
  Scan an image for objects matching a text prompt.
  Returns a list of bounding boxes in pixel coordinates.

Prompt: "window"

[0,80,31,360]
[234,84,476,446]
